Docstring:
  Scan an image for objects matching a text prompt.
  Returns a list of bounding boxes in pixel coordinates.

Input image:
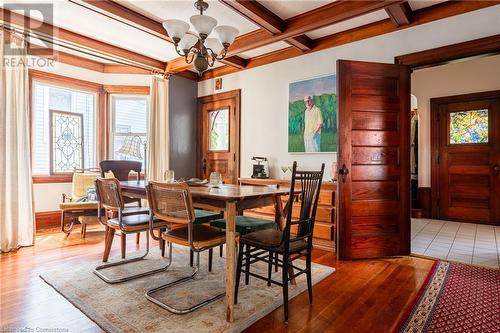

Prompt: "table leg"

[273,195,296,285]
[225,201,237,322]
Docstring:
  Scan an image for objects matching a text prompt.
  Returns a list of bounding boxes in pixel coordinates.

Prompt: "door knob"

[338,164,349,183]
[493,164,500,176]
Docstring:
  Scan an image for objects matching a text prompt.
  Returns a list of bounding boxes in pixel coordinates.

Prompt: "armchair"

[59,169,101,236]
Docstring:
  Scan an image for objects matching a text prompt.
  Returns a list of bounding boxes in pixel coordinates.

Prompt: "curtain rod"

[0,23,167,76]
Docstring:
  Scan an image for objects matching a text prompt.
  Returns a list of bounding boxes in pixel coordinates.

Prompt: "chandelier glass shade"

[162,0,239,76]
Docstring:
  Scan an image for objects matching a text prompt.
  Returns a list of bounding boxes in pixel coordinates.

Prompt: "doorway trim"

[197,89,241,183]
[430,90,500,219]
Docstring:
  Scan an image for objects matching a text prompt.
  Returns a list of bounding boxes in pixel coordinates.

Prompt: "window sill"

[32,175,73,184]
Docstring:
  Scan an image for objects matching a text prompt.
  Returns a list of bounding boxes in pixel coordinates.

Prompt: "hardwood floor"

[0,226,434,332]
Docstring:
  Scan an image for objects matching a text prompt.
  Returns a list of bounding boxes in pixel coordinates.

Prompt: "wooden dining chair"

[234,162,324,322]
[146,181,227,314]
[94,177,170,283]
[100,160,149,247]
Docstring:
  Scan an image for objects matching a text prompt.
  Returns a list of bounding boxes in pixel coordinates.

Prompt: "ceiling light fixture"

[162,0,239,76]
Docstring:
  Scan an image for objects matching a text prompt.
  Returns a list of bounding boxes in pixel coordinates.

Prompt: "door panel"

[337,60,410,260]
[435,96,500,224]
[198,90,240,184]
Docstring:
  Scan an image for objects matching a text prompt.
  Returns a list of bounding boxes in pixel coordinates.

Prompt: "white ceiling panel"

[409,1,448,11]
[238,41,290,59]
[120,0,260,36]
[259,0,333,20]
[306,10,389,39]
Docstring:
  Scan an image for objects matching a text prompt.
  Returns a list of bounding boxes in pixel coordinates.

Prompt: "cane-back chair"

[235,162,324,321]
[146,181,227,314]
[94,177,169,283]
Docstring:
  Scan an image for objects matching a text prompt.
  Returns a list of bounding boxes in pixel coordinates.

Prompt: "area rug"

[396,260,500,333]
[40,246,334,333]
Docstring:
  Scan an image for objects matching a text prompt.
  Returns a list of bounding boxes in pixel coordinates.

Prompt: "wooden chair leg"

[121,233,126,259]
[136,232,140,245]
[208,248,213,272]
[267,251,273,286]
[245,244,250,285]
[190,249,194,267]
[219,244,223,257]
[306,252,313,304]
[103,227,115,262]
[282,256,289,322]
[234,242,244,304]
[275,252,278,272]
[81,224,87,238]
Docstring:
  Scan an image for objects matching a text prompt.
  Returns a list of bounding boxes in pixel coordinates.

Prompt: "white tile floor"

[411,218,500,270]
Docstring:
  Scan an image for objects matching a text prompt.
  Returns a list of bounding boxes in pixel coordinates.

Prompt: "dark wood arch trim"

[395,34,500,70]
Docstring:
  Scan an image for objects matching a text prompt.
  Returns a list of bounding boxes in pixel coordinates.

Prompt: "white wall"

[32,64,151,211]
[198,7,500,180]
[412,54,500,187]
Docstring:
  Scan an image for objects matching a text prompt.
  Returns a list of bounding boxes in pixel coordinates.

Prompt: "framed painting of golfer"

[288,74,337,153]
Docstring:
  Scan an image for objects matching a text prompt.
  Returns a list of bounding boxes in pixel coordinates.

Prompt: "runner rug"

[396,260,499,333]
[40,246,334,333]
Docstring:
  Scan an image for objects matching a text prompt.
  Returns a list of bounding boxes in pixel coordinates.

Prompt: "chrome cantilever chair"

[234,162,324,322]
[146,181,227,314]
[94,177,170,283]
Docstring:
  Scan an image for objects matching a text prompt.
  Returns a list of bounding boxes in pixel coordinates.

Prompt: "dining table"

[120,180,297,322]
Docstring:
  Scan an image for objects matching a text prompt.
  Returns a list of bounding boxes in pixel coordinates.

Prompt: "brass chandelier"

[162,0,239,76]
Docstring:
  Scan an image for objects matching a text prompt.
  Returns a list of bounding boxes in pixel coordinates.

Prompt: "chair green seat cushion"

[211,216,276,235]
[194,209,223,224]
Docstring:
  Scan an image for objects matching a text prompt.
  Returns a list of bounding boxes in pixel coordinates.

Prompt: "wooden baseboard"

[35,210,61,229]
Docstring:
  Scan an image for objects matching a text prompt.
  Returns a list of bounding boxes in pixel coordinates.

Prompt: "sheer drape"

[147,76,170,181]
[0,30,35,252]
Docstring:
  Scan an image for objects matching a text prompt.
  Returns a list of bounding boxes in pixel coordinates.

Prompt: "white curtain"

[0,30,35,252]
[147,75,170,181]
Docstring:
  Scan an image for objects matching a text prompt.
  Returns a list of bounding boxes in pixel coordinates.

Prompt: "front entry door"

[432,91,500,224]
[198,90,240,184]
[337,60,411,259]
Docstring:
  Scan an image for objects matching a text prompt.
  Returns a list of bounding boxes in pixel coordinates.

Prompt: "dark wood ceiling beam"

[286,34,315,51]
[215,0,405,57]
[219,0,284,34]
[0,8,166,70]
[385,2,413,26]
[220,56,248,69]
[219,0,323,52]
[78,0,171,41]
[201,1,500,80]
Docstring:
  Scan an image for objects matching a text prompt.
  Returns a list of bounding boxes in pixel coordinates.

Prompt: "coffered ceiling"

[0,0,498,80]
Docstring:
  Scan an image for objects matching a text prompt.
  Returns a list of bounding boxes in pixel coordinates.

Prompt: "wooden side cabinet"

[238,178,336,251]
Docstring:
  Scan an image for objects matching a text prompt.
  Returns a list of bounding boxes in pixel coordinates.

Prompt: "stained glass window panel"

[449,109,488,144]
[209,108,229,151]
[32,82,96,175]
[51,111,84,173]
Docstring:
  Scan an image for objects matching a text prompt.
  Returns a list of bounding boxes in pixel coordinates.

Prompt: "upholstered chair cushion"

[59,201,98,211]
[211,215,276,235]
[193,209,223,224]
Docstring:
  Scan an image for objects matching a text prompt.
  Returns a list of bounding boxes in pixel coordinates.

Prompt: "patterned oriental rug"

[40,246,334,333]
[396,261,500,333]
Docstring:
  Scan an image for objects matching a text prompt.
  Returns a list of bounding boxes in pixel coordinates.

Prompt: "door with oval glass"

[431,91,500,225]
[198,90,240,184]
